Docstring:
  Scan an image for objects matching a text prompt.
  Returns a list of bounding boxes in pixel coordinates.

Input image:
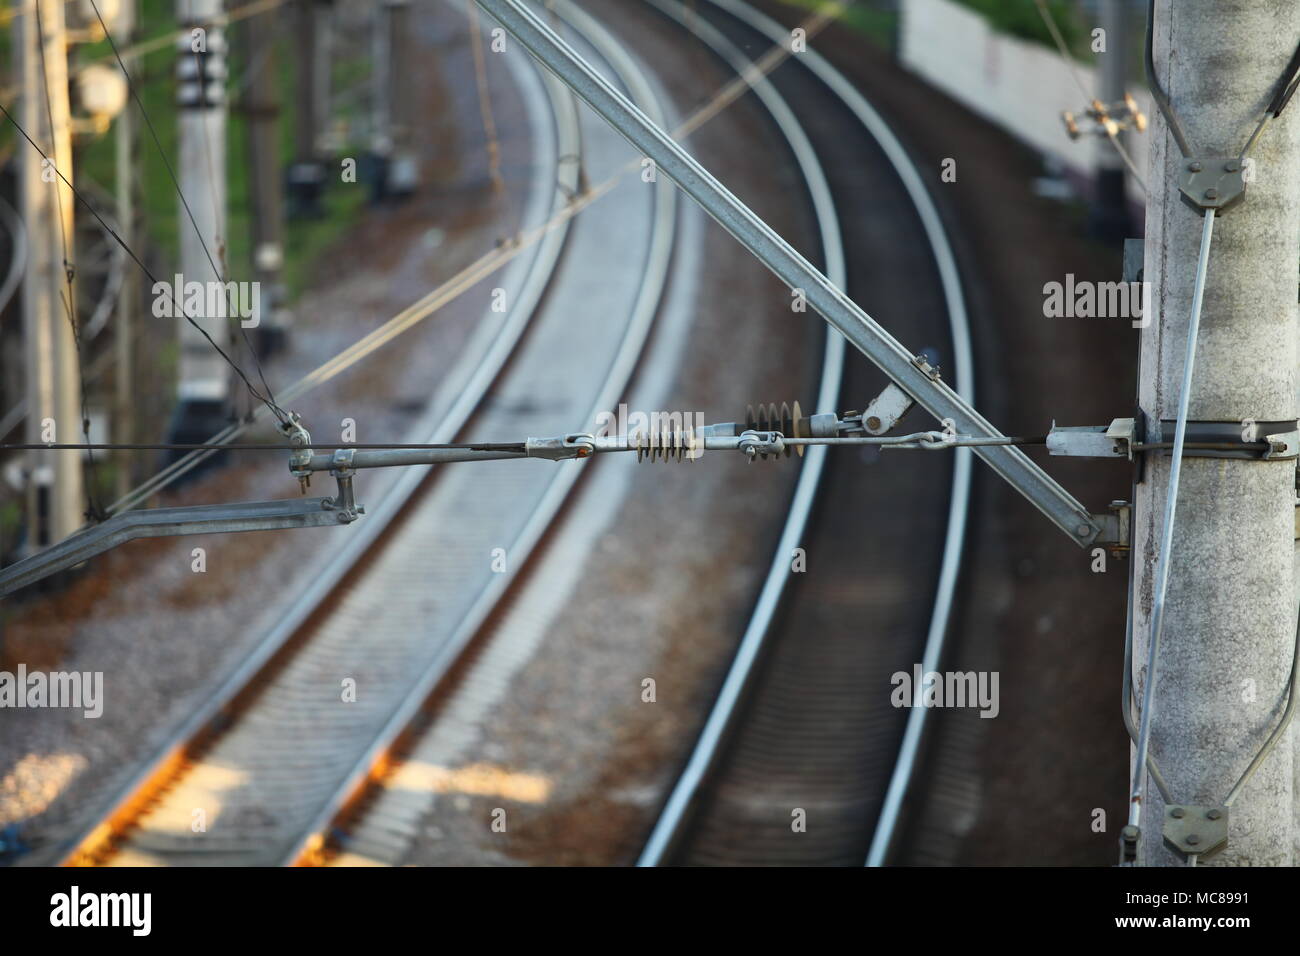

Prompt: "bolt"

[1205,188,1219,200]
[866,416,882,431]
[1076,524,1091,537]
[1171,807,1185,819]
[1189,161,1202,172]
[1207,809,1222,820]
[1186,834,1200,846]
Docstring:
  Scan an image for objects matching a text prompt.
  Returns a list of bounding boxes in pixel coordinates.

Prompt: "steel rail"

[475,0,1101,548]
[633,0,845,867]
[630,0,974,868]
[47,35,582,866]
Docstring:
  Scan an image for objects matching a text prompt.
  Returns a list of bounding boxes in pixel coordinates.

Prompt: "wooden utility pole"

[1130,0,1300,866]
[17,0,84,547]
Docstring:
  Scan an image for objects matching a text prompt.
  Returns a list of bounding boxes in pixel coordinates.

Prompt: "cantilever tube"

[0,497,345,598]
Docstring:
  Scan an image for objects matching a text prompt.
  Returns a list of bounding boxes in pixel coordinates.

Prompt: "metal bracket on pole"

[472,0,1105,548]
[1155,420,1298,460]
[1090,500,1131,556]
[1162,805,1229,861]
[1179,158,1248,214]
[1047,418,1136,460]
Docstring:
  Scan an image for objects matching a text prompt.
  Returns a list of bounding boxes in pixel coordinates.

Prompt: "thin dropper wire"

[1128,208,1215,834]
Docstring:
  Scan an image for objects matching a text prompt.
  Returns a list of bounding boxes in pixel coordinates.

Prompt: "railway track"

[302,0,841,866]
[637,0,974,867]
[49,2,678,866]
[50,0,970,868]
[291,3,684,866]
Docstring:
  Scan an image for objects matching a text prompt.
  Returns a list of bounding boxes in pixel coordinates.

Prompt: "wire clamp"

[323,448,363,523]
[281,413,315,491]
[910,353,942,382]
[1163,805,1228,862]
[738,430,784,461]
[562,433,597,458]
[523,435,592,461]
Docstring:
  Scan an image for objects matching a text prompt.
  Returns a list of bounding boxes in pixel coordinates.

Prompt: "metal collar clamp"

[1156,420,1299,460]
[1048,418,1299,461]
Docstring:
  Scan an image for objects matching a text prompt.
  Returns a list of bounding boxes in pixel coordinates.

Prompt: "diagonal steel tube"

[476,0,1100,545]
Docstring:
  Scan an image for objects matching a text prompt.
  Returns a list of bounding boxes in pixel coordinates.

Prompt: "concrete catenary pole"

[1132,0,1300,866]
[371,0,417,199]
[17,0,84,548]
[386,0,418,196]
[239,3,289,353]
[170,0,230,444]
[288,0,330,217]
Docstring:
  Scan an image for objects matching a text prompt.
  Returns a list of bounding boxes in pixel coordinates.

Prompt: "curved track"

[52,0,971,869]
[289,2,682,866]
[51,6,673,866]
[304,0,849,867]
[637,0,973,867]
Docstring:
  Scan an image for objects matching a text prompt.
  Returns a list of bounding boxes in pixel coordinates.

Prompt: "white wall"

[899,0,1152,188]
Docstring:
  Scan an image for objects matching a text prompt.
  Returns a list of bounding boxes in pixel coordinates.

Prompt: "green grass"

[777,0,898,47]
[953,0,1084,51]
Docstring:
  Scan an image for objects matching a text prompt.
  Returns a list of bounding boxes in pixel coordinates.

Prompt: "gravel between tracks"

[0,0,544,860]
